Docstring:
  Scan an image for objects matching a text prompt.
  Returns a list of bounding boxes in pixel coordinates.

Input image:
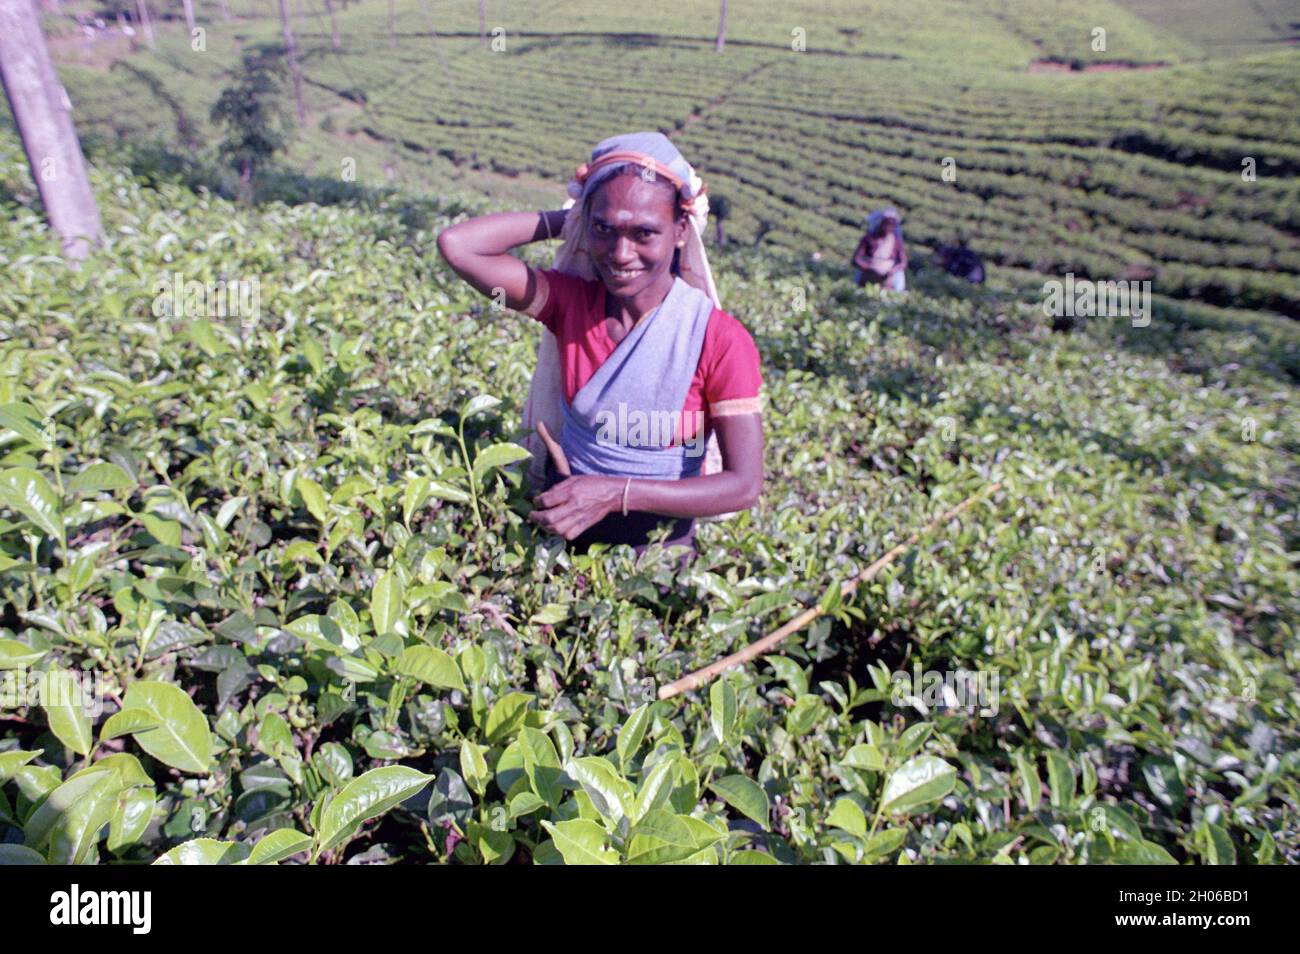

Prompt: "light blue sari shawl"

[559,274,713,480]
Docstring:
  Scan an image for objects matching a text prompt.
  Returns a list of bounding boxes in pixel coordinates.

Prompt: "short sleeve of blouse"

[701,310,763,415]
[520,267,589,336]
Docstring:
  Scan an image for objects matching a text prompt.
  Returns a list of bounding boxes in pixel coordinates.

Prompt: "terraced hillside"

[33,1,1299,318]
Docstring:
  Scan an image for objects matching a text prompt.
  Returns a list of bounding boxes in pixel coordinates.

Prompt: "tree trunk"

[0,0,103,260]
[277,0,304,123]
[478,0,486,47]
[323,0,339,49]
[181,0,195,35]
[387,0,395,49]
[217,0,232,21]
[715,0,727,52]
[135,0,155,48]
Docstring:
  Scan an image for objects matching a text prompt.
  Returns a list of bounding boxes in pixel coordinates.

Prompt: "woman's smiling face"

[586,171,686,298]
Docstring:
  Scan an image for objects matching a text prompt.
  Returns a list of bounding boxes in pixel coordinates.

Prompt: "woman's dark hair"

[582,163,685,275]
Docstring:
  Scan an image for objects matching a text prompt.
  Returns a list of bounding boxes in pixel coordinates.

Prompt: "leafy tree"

[209,44,292,199]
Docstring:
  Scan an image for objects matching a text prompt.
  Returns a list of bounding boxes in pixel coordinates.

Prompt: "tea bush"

[0,137,1296,864]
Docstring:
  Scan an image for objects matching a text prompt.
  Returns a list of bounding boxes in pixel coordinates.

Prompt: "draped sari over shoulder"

[559,275,714,481]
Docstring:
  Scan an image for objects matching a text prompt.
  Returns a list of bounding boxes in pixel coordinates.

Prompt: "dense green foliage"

[0,129,1296,863]
[43,0,1300,318]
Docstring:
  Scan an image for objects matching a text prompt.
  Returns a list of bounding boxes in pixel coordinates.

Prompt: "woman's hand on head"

[528,475,624,540]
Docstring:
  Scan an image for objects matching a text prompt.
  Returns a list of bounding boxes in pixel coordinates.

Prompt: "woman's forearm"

[439,209,567,258]
[624,469,761,519]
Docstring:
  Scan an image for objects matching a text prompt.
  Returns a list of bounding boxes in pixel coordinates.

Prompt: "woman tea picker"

[436,132,764,556]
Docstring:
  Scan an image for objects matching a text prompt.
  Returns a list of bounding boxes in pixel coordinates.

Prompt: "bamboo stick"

[658,481,1002,700]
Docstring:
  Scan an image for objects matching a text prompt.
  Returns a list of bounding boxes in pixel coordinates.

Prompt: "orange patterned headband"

[575,151,687,192]
[574,150,709,219]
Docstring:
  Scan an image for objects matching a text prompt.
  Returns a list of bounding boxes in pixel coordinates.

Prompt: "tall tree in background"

[0,0,103,260]
[135,0,155,48]
[180,0,196,35]
[211,43,290,200]
[276,0,304,123]
[715,0,727,52]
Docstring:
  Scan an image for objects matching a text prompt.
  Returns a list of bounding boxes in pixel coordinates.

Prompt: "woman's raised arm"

[436,209,567,312]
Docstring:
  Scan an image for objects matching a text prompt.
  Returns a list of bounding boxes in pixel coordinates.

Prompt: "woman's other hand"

[529,475,624,540]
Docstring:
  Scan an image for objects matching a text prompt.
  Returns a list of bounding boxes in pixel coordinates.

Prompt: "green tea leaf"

[42,669,93,756]
[154,839,251,865]
[841,743,885,772]
[107,787,155,853]
[0,467,64,546]
[880,756,957,815]
[0,403,49,451]
[627,810,701,864]
[100,707,162,741]
[459,740,489,796]
[461,394,501,421]
[67,462,135,495]
[710,679,737,745]
[1046,752,1076,810]
[617,703,652,769]
[485,691,533,744]
[1014,752,1042,812]
[708,775,770,830]
[315,766,434,856]
[139,512,181,547]
[472,442,531,482]
[296,476,329,523]
[0,844,46,865]
[395,645,465,691]
[0,639,45,670]
[567,756,635,826]
[370,570,404,636]
[123,680,214,774]
[862,827,908,860]
[246,828,313,865]
[540,819,619,865]
[0,749,42,783]
[827,797,867,838]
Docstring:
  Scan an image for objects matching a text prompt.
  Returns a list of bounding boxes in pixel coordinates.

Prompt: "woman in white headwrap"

[436,132,764,555]
[852,206,908,292]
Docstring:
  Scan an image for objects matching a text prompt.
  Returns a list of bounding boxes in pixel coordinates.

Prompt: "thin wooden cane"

[658,482,1002,700]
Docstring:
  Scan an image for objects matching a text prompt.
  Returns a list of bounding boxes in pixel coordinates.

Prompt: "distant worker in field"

[436,131,764,557]
[934,237,986,284]
[852,207,908,292]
